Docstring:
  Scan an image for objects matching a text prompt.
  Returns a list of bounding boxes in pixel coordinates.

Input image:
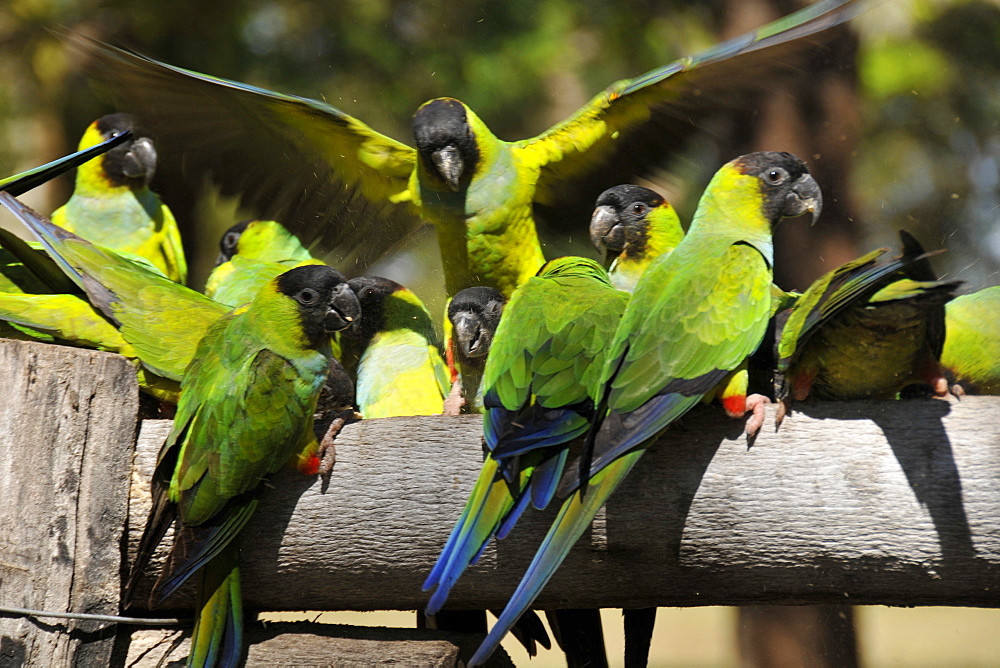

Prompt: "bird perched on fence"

[75,0,861,297]
[442,286,506,413]
[50,114,187,283]
[940,286,1000,395]
[340,276,449,418]
[125,263,361,668]
[467,151,822,665]
[773,230,962,425]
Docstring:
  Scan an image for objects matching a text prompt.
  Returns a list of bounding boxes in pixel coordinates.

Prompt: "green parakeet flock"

[2,1,998,665]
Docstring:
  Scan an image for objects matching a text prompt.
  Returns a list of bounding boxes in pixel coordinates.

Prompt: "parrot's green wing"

[0,131,132,195]
[0,292,130,353]
[424,257,628,616]
[523,0,861,229]
[0,192,227,380]
[74,36,419,270]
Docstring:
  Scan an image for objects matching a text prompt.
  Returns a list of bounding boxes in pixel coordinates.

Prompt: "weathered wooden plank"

[0,339,138,665]
[123,623,513,667]
[128,396,1000,613]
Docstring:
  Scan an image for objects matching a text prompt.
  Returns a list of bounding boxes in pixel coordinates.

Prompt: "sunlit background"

[3,0,999,664]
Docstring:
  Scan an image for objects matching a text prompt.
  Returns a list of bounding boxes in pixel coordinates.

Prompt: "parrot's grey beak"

[121,137,157,186]
[326,282,362,333]
[452,313,491,359]
[786,173,823,225]
[432,146,464,192]
[590,205,625,268]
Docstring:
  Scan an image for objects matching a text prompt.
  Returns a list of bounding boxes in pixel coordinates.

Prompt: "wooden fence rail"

[1,339,999,665]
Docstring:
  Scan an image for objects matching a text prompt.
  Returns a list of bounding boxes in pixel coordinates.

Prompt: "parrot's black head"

[590,185,664,265]
[735,151,822,225]
[95,113,157,189]
[277,265,361,346]
[216,220,252,266]
[412,98,479,192]
[344,275,403,340]
[448,286,506,363]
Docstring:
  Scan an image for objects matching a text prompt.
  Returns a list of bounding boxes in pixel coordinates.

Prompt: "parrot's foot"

[951,383,965,398]
[442,379,466,416]
[743,393,770,439]
[775,397,792,431]
[317,409,361,486]
[931,376,950,398]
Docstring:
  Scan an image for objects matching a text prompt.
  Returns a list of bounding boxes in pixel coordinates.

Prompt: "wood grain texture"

[0,339,138,666]
[123,623,513,667]
[127,397,1000,613]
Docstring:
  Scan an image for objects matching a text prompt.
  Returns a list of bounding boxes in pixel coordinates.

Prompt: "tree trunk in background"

[722,2,862,666]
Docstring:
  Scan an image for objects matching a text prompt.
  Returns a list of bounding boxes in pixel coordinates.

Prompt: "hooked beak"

[324,282,362,333]
[785,173,823,225]
[431,146,464,191]
[453,313,490,359]
[120,137,157,186]
[589,205,625,268]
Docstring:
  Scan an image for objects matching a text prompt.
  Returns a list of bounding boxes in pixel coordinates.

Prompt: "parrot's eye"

[223,232,240,251]
[296,288,319,305]
[631,203,647,215]
[765,167,789,185]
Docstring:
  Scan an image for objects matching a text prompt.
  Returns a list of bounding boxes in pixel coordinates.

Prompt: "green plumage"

[939,286,1000,394]
[78,0,859,297]
[471,152,822,666]
[51,114,188,283]
[128,264,361,667]
[774,231,962,414]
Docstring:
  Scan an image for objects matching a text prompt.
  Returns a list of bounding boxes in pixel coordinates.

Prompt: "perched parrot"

[940,286,1000,395]
[76,0,861,297]
[443,286,506,413]
[0,191,235,402]
[125,264,361,668]
[50,113,187,283]
[0,129,132,195]
[205,220,323,308]
[425,257,629,664]
[773,230,962,423]
[468,151,823,665]
[589,184,684,293]
[340,276,449,418]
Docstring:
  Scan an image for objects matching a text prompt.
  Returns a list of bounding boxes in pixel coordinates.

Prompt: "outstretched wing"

[74,36,420,271]
[524,0,861,230]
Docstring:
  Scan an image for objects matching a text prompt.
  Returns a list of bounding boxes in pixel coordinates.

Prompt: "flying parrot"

[773,230,962,424]
[425,256,629,664]
[124,263,361,667]
[339,276,450,418]
[205,219,324,308]
[443,286,506,413]
[50,113,188,283]
[75,0,861,297]
[467,151,823,666]
[940,286,1000,395]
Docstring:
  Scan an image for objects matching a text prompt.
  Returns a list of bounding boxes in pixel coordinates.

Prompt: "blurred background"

[2,0,999,664]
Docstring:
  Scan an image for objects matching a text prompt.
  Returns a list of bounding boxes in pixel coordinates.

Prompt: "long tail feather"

[189,542,244,668]
[0,132,131,196]
[469,450,645,666]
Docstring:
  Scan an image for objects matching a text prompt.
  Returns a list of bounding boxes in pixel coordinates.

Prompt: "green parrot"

[125,264,361,667]
[773,230,962,423]
[467,151,822,665]
[443,286,506,413]
[0,129,132,196]
[51,113,188,283]
[0,191,228,402]
[589,184,684,293]
[426,256,628,665]
[77,0,860,297]
[205,220,324,308]
[340,276,450,418]
[940,286,1000,394]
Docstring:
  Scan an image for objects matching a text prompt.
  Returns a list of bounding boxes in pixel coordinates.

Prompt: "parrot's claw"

[442,379,466,416]
[774,397,791,431]
[951,383,965,399]
[317,409,360,486]
[743,393,770,440]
